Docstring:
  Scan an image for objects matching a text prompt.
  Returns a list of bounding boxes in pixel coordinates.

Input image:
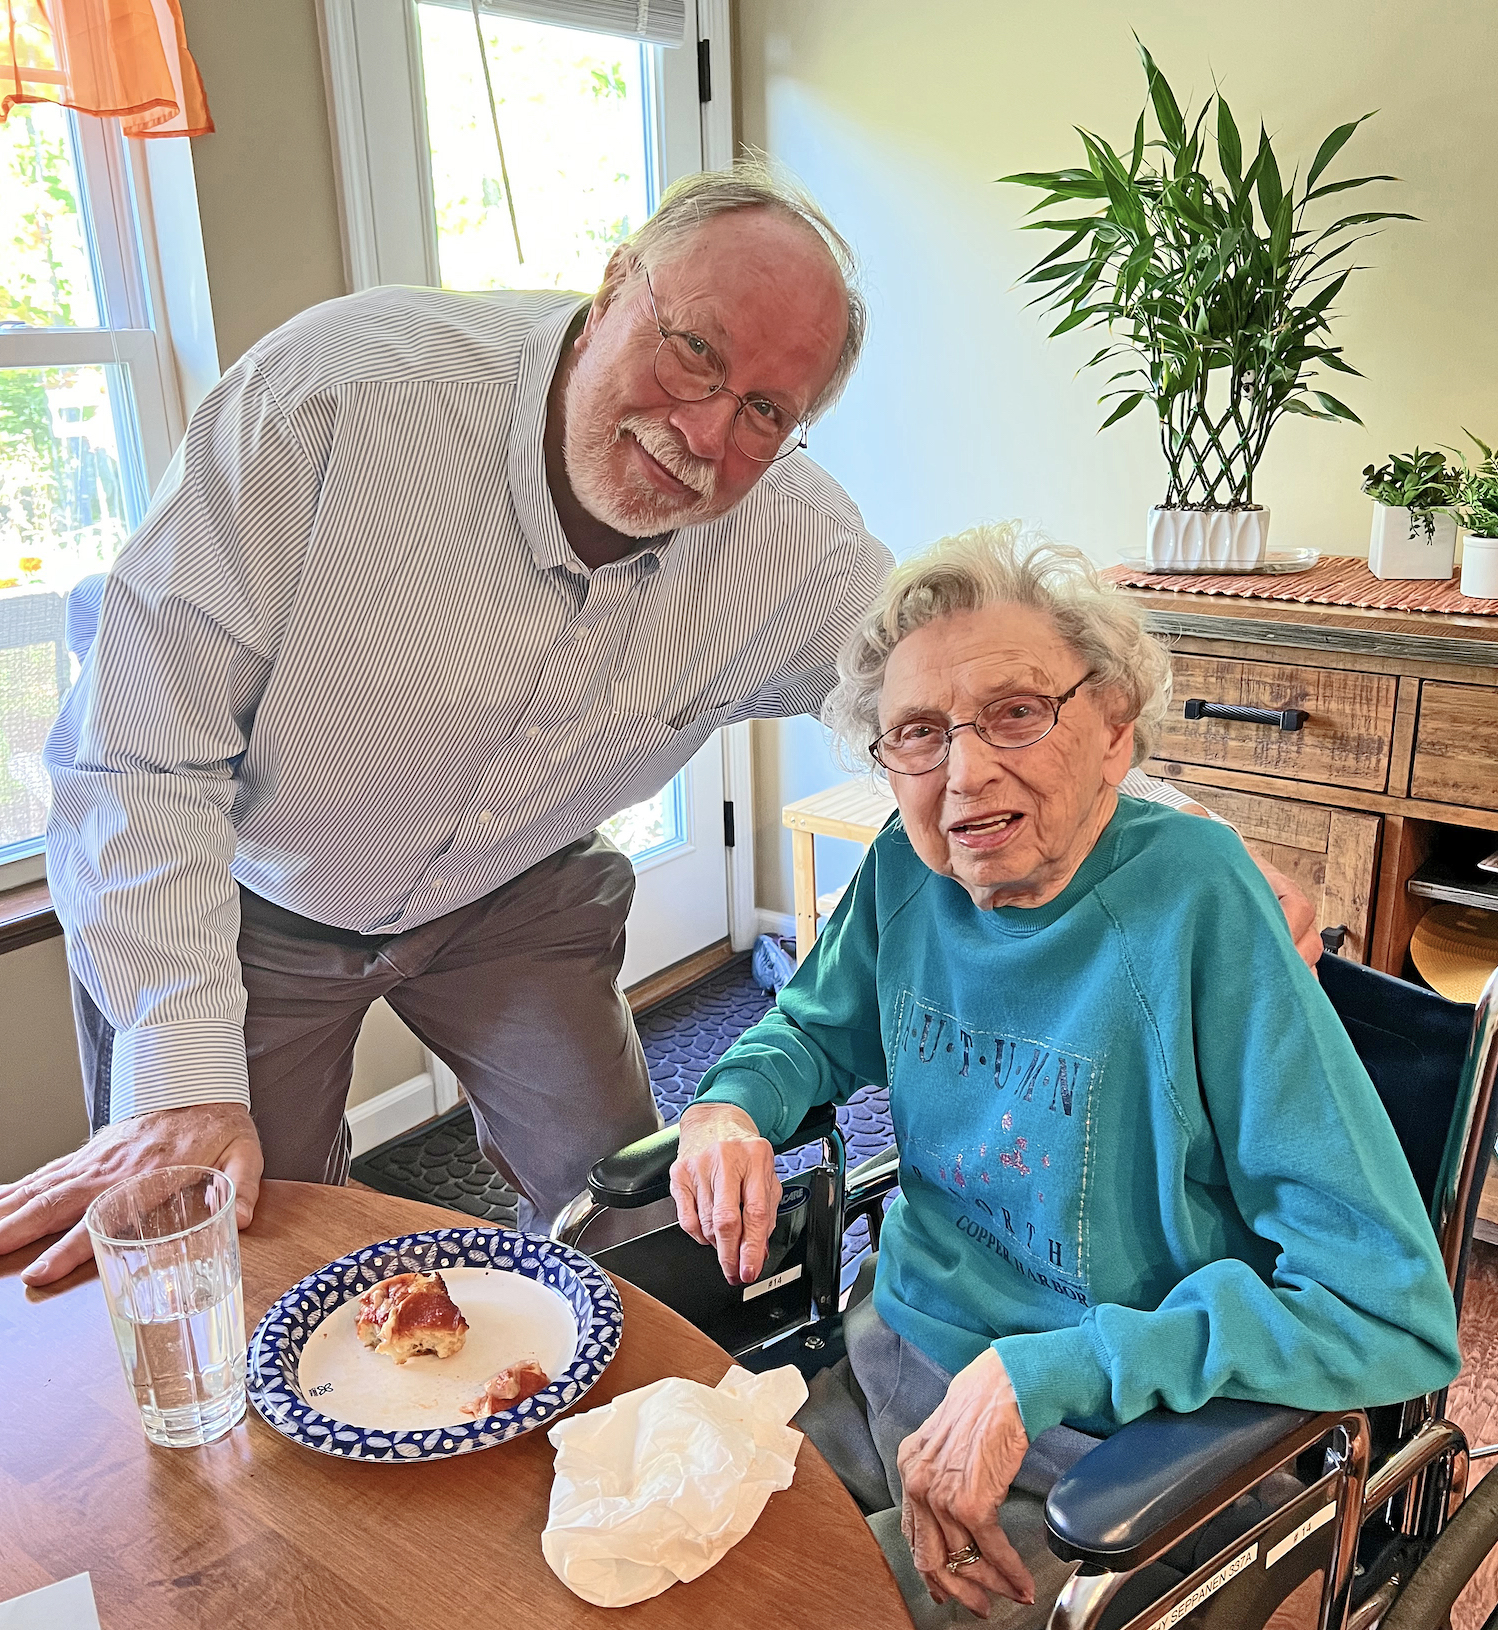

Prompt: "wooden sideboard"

[1118,586,1498,974]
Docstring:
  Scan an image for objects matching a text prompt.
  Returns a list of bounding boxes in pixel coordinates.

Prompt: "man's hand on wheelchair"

[1179,800,1320,969]
[898,1347,1034,1617]
[671,1102,783,1286]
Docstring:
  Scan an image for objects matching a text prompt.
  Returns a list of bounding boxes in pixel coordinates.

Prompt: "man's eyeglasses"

[643,269,810,464]
[871,672,1098,776]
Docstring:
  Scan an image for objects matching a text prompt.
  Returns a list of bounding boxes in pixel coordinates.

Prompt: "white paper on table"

[541,1363,809,1607]
[0,1574,102,1630]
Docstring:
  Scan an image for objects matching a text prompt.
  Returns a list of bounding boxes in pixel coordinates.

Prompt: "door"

[319,0,742,981]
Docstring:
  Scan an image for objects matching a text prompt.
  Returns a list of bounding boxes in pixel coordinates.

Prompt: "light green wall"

[739,0,1498,915]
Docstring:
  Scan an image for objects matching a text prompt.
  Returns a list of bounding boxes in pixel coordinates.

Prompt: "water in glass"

[86,1167,248,1448]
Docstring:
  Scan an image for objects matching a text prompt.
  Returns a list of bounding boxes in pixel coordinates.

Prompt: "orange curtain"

[1,0,213,136]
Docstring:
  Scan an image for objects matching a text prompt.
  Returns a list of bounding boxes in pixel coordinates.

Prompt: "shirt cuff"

[693,1070,792,1143]
[995,1322,1114,1440]
[109,1021,252,1120]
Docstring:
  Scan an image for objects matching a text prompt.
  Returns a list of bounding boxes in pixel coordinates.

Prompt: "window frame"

[0,108,196,889]
[316,0,734,292]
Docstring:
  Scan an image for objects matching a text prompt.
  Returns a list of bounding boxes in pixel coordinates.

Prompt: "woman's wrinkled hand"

[898,1347,1035,1616]
[670,1102,782,1285]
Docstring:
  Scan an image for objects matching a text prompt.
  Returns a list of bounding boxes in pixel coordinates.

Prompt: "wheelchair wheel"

[1382,1472,1498,1630]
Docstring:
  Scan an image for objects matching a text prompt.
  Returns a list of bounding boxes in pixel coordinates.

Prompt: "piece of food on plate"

[355,1270,469,1363]
[461,1360,551,1418]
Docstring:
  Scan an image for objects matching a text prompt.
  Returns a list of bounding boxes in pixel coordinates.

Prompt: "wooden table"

[0,1181,911,1629]
[782,780,896,962]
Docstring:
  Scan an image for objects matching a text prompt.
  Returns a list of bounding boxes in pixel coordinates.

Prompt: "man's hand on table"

[1,1103,263,1287]
[1179,799,1322,969]
[670,1101,782,1286]
[898,1346,1034,1616]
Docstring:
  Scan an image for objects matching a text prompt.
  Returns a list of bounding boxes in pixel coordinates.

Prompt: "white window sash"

[420,0,687,47]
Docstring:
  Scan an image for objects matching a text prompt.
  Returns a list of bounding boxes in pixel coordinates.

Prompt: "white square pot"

[1367,507,1457,580]
[1146,506,1270,571]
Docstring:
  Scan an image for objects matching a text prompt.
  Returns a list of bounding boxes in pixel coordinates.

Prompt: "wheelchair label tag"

[1265,1502,1336,1569]
[742,1263,802,1302]
[1144,1541,1258,1630]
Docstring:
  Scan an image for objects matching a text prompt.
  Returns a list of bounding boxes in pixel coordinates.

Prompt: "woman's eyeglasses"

[871,672,1098,776]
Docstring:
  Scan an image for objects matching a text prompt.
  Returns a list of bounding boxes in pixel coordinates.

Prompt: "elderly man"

[4,166,1314,1286]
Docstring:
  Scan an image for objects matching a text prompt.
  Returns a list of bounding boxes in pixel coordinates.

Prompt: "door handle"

[1182,699,1309,732]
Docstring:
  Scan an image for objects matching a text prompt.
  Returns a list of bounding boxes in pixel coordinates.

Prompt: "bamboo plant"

[999,41,1414,511]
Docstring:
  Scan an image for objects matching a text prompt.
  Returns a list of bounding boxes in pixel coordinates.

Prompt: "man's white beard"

[567,411,721,538]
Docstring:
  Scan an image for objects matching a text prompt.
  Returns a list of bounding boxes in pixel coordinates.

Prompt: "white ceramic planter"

[1460,536,1498,599]
[1145,506,1270,571]
[1367,506,1458,581]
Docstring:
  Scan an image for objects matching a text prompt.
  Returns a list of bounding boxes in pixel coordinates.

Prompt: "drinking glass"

[85,1166,247,1448]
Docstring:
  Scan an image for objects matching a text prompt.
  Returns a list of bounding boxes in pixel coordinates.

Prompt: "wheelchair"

[555,953,1498,1629]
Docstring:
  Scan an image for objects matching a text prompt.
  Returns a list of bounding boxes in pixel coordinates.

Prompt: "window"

[418,6,656,293]
[0,106,181,886]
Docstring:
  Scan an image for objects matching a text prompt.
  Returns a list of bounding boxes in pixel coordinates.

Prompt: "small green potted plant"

[1458,435,1498,598]
[1360,449,1463,580]
[1001,40,1412,572]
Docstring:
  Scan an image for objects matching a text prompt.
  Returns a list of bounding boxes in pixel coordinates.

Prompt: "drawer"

[1168,780,1381,963]
[1155,655,1397,792]
[1410,680,1498,809]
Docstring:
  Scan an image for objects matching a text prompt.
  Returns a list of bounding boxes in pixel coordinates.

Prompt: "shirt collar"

[508,296,592,574]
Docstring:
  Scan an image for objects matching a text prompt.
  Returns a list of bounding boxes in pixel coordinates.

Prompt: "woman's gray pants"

[796,1294,1096,1628]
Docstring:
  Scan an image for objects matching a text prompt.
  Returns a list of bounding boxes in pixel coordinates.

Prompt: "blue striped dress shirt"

[44,286,1201,1123]
[44,288,895,1119]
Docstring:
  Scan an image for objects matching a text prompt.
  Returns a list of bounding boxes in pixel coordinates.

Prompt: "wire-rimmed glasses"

[643,269,810,463]
[871,672,1098,776]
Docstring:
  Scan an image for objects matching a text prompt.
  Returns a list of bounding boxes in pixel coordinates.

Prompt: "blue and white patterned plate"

[247,1227,622,1462]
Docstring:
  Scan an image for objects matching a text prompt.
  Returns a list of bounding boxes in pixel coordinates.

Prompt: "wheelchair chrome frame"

[1049,1410,1371,1630]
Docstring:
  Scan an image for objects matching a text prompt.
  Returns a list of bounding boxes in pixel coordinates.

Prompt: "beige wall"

[0,938,88,1183]
[179,0,348,370]
[739,0,1498,914]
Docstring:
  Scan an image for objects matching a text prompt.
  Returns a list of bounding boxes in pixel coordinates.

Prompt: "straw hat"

[1409,903,1498,1003]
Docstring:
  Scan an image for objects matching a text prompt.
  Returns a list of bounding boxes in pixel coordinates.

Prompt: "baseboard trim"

[625,936,737,1014]
[755,908,796,940]
[347,1070,438,1158]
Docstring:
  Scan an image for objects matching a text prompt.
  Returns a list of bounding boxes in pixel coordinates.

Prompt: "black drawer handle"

[1183,698,1309,732]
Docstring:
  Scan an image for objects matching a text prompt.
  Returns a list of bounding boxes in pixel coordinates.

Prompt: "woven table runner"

[1102,554,1498,616]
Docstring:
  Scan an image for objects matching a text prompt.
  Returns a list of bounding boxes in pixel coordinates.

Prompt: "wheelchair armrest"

[586,1103,839,1209]
[1045,1398,1315,1573]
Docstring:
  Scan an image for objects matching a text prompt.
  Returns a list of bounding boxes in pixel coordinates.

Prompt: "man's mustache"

[619,416,716,500]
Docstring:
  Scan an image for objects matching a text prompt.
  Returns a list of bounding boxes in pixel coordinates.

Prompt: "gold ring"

[945,1542,983,1573]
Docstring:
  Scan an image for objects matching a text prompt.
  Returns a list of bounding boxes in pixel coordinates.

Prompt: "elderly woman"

[670,525,1460,1627]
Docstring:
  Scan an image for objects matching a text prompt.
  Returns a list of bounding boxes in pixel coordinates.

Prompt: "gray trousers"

[798,1295,1096,1629]
[72,833,660,1229]
[802,1297,1310,1629]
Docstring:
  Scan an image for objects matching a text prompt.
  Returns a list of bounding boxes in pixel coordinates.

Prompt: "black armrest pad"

[587,1103,838,1209]
[1045,1398,1313,1571]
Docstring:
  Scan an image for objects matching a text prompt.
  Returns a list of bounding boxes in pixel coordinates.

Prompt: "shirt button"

[528,726,542,740]
[477,810,494,825]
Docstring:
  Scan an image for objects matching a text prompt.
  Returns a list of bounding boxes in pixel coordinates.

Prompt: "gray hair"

[620,156,866,420]
[822,521,1173,770]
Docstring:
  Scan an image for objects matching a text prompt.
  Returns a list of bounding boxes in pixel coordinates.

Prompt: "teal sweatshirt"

[696,797,1461,1440]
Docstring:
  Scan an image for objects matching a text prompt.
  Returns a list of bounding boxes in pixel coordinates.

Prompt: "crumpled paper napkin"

[541,1363,809,1607]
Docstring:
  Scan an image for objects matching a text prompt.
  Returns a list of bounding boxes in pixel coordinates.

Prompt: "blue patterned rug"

[351,953,892,1271]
